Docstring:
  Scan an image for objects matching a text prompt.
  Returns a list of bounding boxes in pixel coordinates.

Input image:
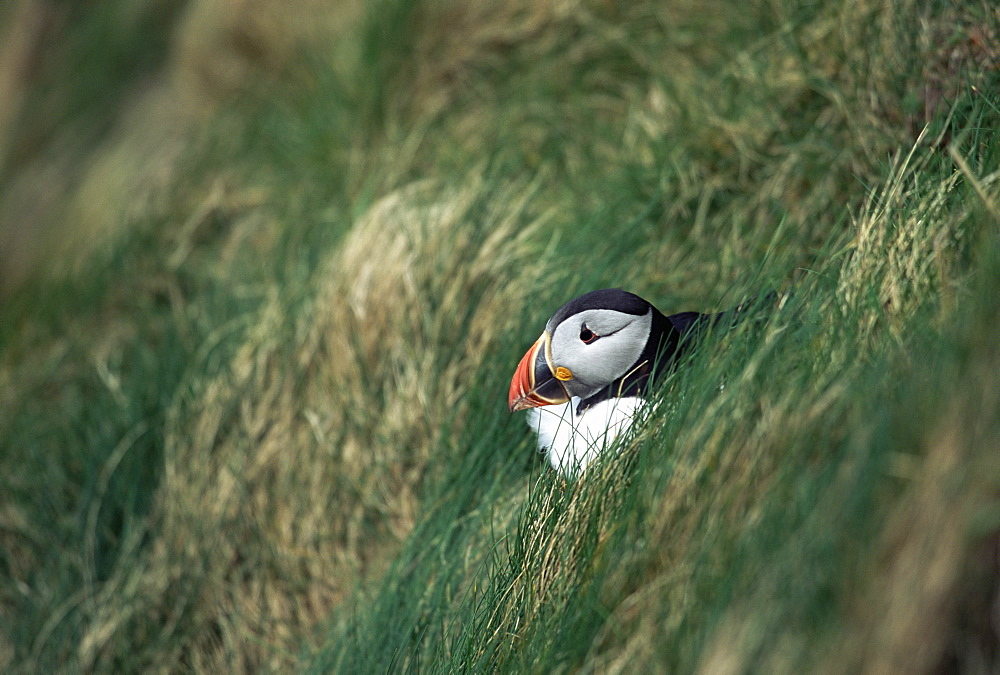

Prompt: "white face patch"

[547,307,652,399]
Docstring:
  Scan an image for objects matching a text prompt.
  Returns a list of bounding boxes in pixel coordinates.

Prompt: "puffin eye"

[580,326,598,344]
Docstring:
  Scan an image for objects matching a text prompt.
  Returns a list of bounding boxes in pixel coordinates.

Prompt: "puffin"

[507,288,760,477]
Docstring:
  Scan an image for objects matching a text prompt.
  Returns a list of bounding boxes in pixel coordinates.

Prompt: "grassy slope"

[0,0,997,672]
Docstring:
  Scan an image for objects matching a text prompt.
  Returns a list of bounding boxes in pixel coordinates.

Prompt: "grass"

[0,0,998,672]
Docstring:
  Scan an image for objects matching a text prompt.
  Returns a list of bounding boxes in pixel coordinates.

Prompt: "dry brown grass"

[839,137,967,331]
[61,172,548,671]
[0,0,363,296]
[847,417,997,673]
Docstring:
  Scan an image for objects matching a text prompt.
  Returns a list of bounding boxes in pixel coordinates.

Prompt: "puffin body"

[508,288,743,477]
[527,397,643,476]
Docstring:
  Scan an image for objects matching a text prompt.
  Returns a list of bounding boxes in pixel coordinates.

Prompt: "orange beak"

[508,332,571,412]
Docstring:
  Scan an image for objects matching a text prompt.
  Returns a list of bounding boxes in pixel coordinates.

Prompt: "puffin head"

[508,289,657,412]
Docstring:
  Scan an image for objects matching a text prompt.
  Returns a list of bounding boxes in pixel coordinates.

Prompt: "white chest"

[526,397,643,477]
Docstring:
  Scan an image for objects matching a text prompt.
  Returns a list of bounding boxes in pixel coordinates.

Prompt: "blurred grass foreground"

[0,0,998,672]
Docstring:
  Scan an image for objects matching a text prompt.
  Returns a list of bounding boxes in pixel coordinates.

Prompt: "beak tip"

[508,332,570,412]
[507,396,529,413]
